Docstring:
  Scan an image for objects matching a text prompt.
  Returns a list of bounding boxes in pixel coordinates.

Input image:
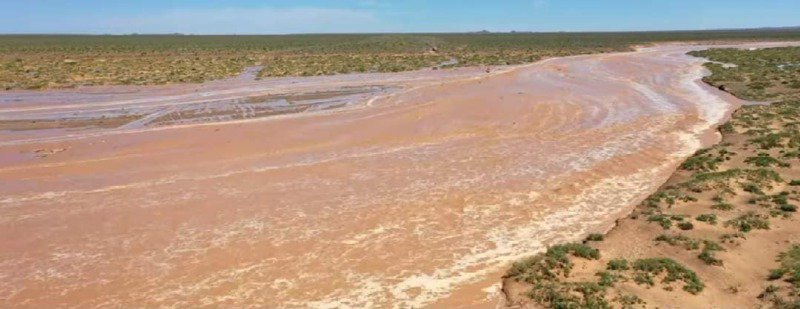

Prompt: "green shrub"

[655,234,700,250]
[556,243,601,260]
[633,272,655,286]
[745,153,787,167]
[682,149,723,171]
[585,233,604,242]
[702,240,723,252]
[768,245,800,287]
[720,233,746,243]
[773,194,789,205]
[643,189,695,208]
[616,294,644,307]
[528,281,612,309]
[712,201,735,211]
[724,212,770,232]
[678,222,694,230]
[696,214,718,225]
[765,284,780,293]
[779,204,798,212]
[698,250,723,266]
[719,122,735,134]
[632,258,705,294]
[506,243,600,282]
[750,133,784,149]
[697,241,724,266]
[596,271,619,287]
[648,215,672,229]
[769,268,787,280]
[607,259,630,271]
[743,182,765,195]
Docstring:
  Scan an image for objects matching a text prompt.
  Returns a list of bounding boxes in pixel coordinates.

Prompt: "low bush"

[696,214,718,225]
[712,201,735,211]
[698,250,723,266]
[632,258,705,294]
[720,233,746,244]
[725,212,770,232]
[768,245,800,287]
[607,259,630,271]
[745,153,789,167]
[506,243,600,282]
[655,234,700,250]
[585,233,605,242]
[682,149,724,172]
[648,215,673,229]
[750,133,784,150]
[773,194,789,205]
[678,222,694,230]
[698,241,725,266]
[743,182,765,195]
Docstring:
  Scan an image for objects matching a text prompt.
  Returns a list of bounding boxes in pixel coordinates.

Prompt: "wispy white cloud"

[98,7,387,34]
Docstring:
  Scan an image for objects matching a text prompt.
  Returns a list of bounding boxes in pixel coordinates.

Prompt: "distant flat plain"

[2,29,800,90]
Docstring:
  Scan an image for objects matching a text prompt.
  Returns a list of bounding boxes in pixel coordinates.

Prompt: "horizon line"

[1,25,799,36]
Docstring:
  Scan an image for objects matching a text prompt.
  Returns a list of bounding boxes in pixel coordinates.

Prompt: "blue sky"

[1,0,798,34]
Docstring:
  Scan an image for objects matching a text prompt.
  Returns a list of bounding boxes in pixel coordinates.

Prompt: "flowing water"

[0,43,795,308]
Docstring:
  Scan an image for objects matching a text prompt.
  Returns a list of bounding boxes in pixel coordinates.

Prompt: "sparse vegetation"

[585,233,605,242]
[506,244,705,308]
[720,232,746,244]
[506,243,600,282]
[690,46,800,101]
[655,234,700,250]
[607,259,630,271]
[4,30,800,90]
[632,258,705,294]
[745,153,789,168]
[762,246,800,307]
[677,221,695,230]
[725,212,771,232]
[698,241,725,266]
[648,214,674,229]
[654,234,725,266]
[779,204,797,212]
[505,244,608,308]
[682,149,725,171]
[509,44,800,309]
[712,200,735,211]
[696,214,718,225]
[769,246,800,287]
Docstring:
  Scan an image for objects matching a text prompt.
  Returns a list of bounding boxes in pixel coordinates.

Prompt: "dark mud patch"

[0,114,143,131]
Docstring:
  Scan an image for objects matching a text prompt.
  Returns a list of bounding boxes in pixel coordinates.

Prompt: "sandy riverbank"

[502,43,800,308]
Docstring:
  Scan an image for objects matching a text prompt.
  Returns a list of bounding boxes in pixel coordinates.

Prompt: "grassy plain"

[504,46,800,308]
[690,46,800,101]
[2,29,800,90]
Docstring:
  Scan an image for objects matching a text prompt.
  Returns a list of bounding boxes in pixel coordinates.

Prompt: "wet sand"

[0,43,795,308]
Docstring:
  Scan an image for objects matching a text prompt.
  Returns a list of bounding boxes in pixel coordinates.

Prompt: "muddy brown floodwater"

[0,42,797,308]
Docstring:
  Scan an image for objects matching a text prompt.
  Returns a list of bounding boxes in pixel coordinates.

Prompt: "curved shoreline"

[500,43,800,308]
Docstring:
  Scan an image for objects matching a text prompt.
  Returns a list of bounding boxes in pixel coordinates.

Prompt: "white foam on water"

[320,49,739,308]
[297,161,674,308]
[670,63,736,158]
